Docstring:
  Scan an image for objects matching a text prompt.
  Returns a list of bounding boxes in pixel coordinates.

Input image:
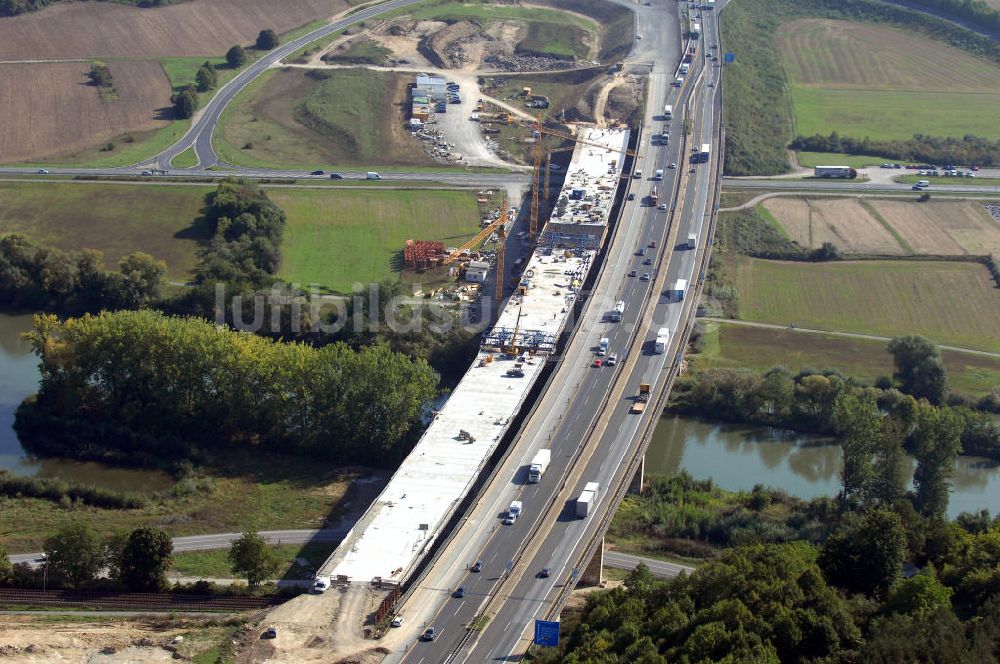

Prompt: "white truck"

[654,168,664,180]
[687,234,697,249]
[504,500,522,524]
[669,279,688,301]
[663,104,673,120]
[680,63,690,75]
[527,449,551,483]
[575,481,600,518]
[366,171,382,180]
[654,327,669,354]
[598,337,609,355]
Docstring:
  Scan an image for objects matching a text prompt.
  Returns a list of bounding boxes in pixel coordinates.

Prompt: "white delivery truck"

[654,168,664,180]
[575,481,600,518]
[654,327,669,354]
[687,233,697,249]
[670,279,688,301]
[528,449,551,483]
[366,171,382,180]
[663,104,673,120]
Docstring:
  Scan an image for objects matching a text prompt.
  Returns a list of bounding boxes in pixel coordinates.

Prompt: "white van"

[916,180,930,187]
[366,171,382,180]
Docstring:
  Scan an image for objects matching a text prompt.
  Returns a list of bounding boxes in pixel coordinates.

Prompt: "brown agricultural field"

[868,200,1000,257]
[0,0,351,60]
[761,197,906,255]
[0,61,172,163]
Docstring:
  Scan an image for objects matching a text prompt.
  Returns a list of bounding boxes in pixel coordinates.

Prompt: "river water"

[0,314,172,492]
[648,415,1000,519]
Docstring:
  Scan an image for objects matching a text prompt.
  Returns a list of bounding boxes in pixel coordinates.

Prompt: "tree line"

[0,235,165,314]
[0,0,170,16]
[16,308,439,466]
[792,131,1000,167]
[906,0,1000,34]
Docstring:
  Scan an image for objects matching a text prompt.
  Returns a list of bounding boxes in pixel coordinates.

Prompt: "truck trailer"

[575,481,601,518]
[813,166,858,179]
[669,279,688,301]
[528,449,551,483]
[631,383,651,413]
[654,327,669,354]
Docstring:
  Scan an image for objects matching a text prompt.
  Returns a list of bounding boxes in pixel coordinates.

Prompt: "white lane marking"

[454,600,466,616]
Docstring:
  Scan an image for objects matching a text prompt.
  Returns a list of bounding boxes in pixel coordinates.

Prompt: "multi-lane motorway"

[390,1,724,661]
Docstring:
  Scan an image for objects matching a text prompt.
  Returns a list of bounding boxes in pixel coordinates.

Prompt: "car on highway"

[690,167,696,173]
[330,173,343,179]
[668,162,677,169]
[658,203,667,211]
[142,170,153,176]
[636,248,646,256]
[649,240,657,248]
[607,353,618,366]
[391,616,404,627]
[311,170,325,175]
[643,258,653,265]
[592,358,603,368]
[912,184,923,190]
[537,567,551,578]
[503,512,517,525]
[641,272,650,281]
[420,627,437,642]
[36,169,49,174]
[628,269,638,277]
[471,560,483,573]
[453,586,466,598]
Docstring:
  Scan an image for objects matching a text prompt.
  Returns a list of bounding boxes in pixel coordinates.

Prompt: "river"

[0,314,172,492]
[648,415,1000,519]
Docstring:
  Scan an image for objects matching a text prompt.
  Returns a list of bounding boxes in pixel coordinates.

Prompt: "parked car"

[312,578,329,593]
[263,627,277,639]
[391,616,404,627]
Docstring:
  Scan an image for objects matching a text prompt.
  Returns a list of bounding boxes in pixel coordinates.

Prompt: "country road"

[701,317,1000,359]
[8,529,691,579]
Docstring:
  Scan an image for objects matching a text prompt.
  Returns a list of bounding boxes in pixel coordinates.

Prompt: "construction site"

[319,126,629,611]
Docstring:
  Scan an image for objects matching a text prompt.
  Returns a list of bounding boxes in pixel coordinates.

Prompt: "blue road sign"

[534,619,560,647]
[724,52,736,63]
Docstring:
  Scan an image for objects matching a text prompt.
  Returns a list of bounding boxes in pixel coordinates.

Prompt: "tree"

[195,62,216,92]
[884,570,953,620]
[228,531,279,588]
[43,522,104,588]
[912,403,964,518]
[226,44,247,68]
[90,60,113,88]
[117,252,166,307]
[888,335,948,404]
[256,29,279,50]
[0,541,11,583]
[118,526,173,591]
[103,530,130,584]
[833,391,880,505]
[172,86,197,120]
[819,508,907,600]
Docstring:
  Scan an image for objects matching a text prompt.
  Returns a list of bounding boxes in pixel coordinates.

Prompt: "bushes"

[0,470,147,509]
[792,132,1000,167]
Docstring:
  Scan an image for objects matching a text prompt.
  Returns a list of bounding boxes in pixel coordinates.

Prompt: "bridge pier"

[580,537,604,586]
[628,455,645,495]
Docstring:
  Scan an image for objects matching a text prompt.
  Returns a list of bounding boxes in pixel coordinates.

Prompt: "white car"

[668,162,677,169]
[391,616,404,627]
[312,578,329,593]
[607,353,618,366]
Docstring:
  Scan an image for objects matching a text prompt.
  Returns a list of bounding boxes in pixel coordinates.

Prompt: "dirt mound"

[419,20,485,68]
[0,60,172,164]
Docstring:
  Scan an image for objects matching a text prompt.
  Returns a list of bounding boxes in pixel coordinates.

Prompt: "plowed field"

[0,61,172,163]
[0,0,350,60]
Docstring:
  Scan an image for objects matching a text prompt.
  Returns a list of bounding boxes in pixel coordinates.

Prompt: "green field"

[778,19,1000,141]
[272,188,480,292]
[171,146,199,168]
[692,321,1000,398]
[794,151,888,168]
[0,181,210,279]
[216,68,446,170]
[733,257,1000,352]
[171,542,337,581]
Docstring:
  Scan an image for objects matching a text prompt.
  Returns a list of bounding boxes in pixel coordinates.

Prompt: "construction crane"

[441,193,508,266]
[523,119,641,241]
[494,225,506,312]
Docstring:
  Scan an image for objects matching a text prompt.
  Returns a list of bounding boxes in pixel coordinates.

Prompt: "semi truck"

[648,186,659,207]
[654,327,669,354]
[608,300,625,322]
[575,481,600,518]
[527,449,551,483]
[813,165,858,179]
[687,233,697,249]
[696,143,711,163]
[631,383,651,413]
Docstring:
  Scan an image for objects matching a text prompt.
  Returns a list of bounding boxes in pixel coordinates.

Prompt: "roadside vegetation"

[720,0,1000,174]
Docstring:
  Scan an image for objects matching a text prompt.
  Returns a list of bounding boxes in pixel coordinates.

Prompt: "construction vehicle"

[527,449,551,483]
[631,383,651,413]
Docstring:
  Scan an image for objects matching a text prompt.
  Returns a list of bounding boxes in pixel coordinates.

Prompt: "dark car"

[329,173,344,180]
[263,626,277,639]
[421,627,437,642]
[453,586,466,598]
[471,560,483,573]
[628,269,637,277]
[643,258,652,265]
[537,568,551,578]
[311,170,325,175]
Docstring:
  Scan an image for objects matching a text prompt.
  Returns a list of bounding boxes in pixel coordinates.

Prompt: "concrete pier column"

[580,537,604,586]
[628,455,645,495]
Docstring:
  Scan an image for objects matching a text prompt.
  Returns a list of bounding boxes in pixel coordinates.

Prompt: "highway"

[723,177,1000,195]
[390,0,722,661]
